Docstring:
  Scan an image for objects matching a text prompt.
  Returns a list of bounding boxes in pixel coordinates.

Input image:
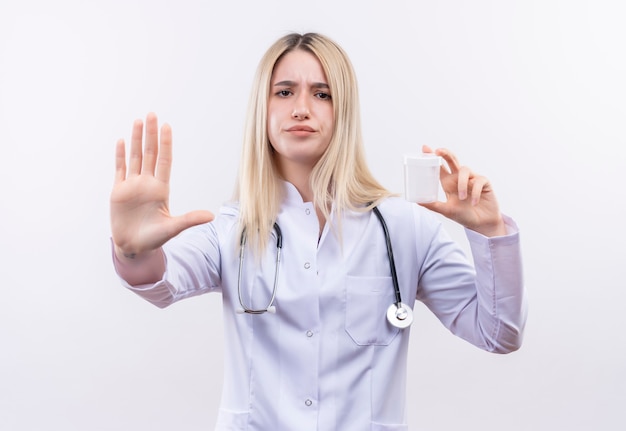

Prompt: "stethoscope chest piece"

[387,302,414,329]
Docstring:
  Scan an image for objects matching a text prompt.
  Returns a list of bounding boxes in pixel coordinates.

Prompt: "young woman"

[111,33,526,430]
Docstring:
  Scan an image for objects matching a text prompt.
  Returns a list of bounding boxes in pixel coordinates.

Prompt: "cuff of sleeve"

[465,214,519,247]
[465,214,526,352]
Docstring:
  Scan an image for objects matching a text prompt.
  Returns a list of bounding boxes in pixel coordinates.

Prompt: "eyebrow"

[273,80,330,89]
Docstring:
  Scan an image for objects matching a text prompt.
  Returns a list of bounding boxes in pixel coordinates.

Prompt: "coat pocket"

[345,275,400,346]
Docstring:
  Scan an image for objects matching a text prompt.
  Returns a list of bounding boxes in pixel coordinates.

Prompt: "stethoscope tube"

[372,205,414,329]
[372,206,402,307]
[236,207,413,328]
[237,223,282,314]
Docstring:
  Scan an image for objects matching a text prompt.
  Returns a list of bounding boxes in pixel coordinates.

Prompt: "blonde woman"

[111,33,526,430]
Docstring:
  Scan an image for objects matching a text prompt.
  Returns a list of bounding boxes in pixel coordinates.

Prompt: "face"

[267,49,334,175]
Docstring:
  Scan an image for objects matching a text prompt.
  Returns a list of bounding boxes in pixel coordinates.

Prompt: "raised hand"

[110,113,214,258]
[419,145,506,237]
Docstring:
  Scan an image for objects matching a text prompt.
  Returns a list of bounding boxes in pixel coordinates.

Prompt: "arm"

[112,221,223,309]
[415,146,526,352]
[416,212,526,353]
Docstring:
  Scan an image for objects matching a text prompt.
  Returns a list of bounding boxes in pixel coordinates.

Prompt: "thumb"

[168,210,215,236]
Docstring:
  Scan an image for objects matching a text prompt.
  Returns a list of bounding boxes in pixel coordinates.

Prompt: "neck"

[276,160,315,203]
[276,160,326,236]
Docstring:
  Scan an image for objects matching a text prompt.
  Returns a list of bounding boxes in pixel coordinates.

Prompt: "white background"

[1,0,625,430]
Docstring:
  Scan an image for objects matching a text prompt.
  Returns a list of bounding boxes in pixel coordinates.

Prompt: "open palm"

[110,113,214,256]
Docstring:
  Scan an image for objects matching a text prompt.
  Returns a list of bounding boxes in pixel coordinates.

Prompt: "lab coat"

[118,182,526,430]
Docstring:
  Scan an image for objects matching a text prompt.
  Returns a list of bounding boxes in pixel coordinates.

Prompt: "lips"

[284,125,317,138]
[286,125,315,132]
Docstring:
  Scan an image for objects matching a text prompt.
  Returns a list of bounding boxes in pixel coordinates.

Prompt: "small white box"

[403,154,441,203]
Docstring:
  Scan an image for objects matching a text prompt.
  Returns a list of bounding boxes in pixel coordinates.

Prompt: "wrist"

[472,217,507,238]
[111,241,166,286]
[114,244,159,262]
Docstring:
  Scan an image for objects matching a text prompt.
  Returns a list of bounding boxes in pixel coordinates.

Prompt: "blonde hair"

[235,33,392,254]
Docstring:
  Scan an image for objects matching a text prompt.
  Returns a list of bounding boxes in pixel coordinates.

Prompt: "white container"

[403,154,441,203]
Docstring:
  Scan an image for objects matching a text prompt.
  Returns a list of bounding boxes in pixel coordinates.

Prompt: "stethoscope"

[236,206,414,329]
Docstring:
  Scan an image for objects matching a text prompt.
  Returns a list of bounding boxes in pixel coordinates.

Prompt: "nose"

[291,93,310,120]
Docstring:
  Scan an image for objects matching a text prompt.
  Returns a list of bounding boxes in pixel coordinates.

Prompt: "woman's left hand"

[419,145,507,237]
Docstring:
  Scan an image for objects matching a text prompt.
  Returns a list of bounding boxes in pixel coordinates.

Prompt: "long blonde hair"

[235,33,392,254]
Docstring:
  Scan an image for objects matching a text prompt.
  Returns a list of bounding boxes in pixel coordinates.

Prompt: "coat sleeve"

[415,210,527,353]
[113,221,224,309]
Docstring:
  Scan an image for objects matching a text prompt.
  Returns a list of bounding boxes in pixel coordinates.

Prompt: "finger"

[156,123,172,183]
[143,112,159,175]
[470,175,489,206]
[457,166,472,201]
[128,119,144,176]
[114,139,127,184]
[420,146,449,177]
[438,163,450,178]
[436,147,461,173]
[168,210,215,237]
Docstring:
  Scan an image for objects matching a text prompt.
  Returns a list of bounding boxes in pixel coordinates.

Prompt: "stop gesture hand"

[110,113,214,259]
[419,145,506,237]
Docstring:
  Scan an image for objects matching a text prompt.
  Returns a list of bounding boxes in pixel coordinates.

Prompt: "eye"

[315,92,332,101]
[276,89,292,97]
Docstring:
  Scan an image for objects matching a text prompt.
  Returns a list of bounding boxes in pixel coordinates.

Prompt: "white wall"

[1,0,624,430]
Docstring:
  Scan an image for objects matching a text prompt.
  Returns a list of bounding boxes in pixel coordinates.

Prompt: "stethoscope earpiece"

[387,303,413,329]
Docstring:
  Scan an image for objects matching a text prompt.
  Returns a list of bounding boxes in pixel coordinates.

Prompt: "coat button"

[305,399,313,407]
[306,330,314,337]
[304,262,311,269]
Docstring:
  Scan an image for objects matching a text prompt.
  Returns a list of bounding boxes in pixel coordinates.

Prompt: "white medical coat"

[119,182,526,430]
